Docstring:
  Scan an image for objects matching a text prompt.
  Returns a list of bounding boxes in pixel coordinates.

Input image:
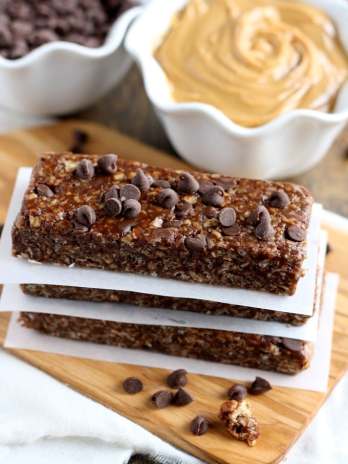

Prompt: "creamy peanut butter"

[155,0,348,127]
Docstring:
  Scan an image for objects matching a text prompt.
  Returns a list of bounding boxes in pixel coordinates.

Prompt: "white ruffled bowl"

[0,7,142,116]
[125,0,348,179]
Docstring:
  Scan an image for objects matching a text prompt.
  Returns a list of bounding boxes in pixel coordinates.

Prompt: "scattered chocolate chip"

[176,172,199,194]
[98,154,118,175]
[152,179,171,189]
[202,185,224,207]
[75,205,96,228]
[248,377,272,395]
[151,390,173,409]
[166,369,187,388]
[191,416,209,436]
[122,377,143,394]
[326,242,333,255]
[120,184,141,201]
[75,159,95,180]
[219,207,236,227]
[185,235,206,252]
[132,169,152,192]
[198,180,214,196]
[35,183,54,197]
[204,207,218,219]
[105,197,122,217]
[104,186,119,202]
[157,188,179,209]
[172,388,193,406]
[266,190,290,209]
[281,338,304,352]
[228,384,247,401]
[222,224,240,236]
[286,225,305,242]
[70,128,89,152]
[123,199,141,219]
[175,201,193,219]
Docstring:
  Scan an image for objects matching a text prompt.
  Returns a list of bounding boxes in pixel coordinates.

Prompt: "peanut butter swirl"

[155,0,348,127]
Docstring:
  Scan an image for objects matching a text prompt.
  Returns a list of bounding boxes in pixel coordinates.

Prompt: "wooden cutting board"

[0,120,348,464]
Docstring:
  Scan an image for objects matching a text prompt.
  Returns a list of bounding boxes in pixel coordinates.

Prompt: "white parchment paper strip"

[4,273,339,392]
[0,233,327,341]
[0,168,321,315]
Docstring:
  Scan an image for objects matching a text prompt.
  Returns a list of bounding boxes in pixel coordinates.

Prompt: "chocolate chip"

[286,225,305,242]
[326,243,333,255]
[35,184,54,197]
[97,154,118,175]
[172,388,193,406]
[202,186,224,207]
[105,198,122,217]
[75,205,96,228]
[266,190,290,209]
[175,201,193,219]
[198,180,214,195]
[191,416,209,436]
[215,177,236,191]
[228,384,247,401]
[73,129,89,146]
[219,207,236,227]
[166,369,187,388]
[104,186,119,201]
[120,184,141,201]
[122,377,143,394]
[123,199,141,219]
[176,172,199,194]
[255,217,274,241]
[247,205,269,226]
[281,338,304,352]
[152,179,171,189]
[151,390,173,409]
[185,235,206,252]
[75,159,95,180]
[157,188,179,209]
[204,207,218,219]
[119,222,133,236]
[222,224,240,236]
[248,376,272,395]
[132,169,152,193]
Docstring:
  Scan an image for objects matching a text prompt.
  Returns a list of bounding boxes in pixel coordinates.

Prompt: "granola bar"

[12,153,313,294]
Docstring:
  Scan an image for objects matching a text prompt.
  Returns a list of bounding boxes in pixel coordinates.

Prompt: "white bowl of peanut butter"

[126,0,348,179]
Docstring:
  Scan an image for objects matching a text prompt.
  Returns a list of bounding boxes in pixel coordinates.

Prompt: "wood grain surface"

[0,120,347,464]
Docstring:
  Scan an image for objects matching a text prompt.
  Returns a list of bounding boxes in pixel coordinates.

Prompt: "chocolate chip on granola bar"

[175,201,193,219]
[191,416,209,436]
[198,180,214,195]
[105,197,122,217]
[98,154,118,175]
[202,185,224,207]
[75,205,96,227]
[75,159,95,180]
[35,183,54,197]
[122,377,143,394]
[132,169,152,192]
[247,205,268,226]
[222,224,240,236]
[185,235,206,252]
[104,186,119,202]
[172,388,193,406]
[157,188,179,209]
[204,206,218,218]
[219,207,236,227]
[151,390,173,409]
[228,384,247,401]
[248,376,272,395]
[120,184,141,201]
[176,172,199,194]
[123,199,141,219]
[166,369,188,388]
[281,338,303,352]
[286,225,305,242]
[266,190,289,209]
[255,215,274,241]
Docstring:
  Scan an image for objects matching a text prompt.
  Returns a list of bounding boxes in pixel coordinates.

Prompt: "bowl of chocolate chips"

[0,0,141,115]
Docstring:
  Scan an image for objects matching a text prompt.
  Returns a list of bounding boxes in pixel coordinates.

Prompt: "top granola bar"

[12,153,314,295]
